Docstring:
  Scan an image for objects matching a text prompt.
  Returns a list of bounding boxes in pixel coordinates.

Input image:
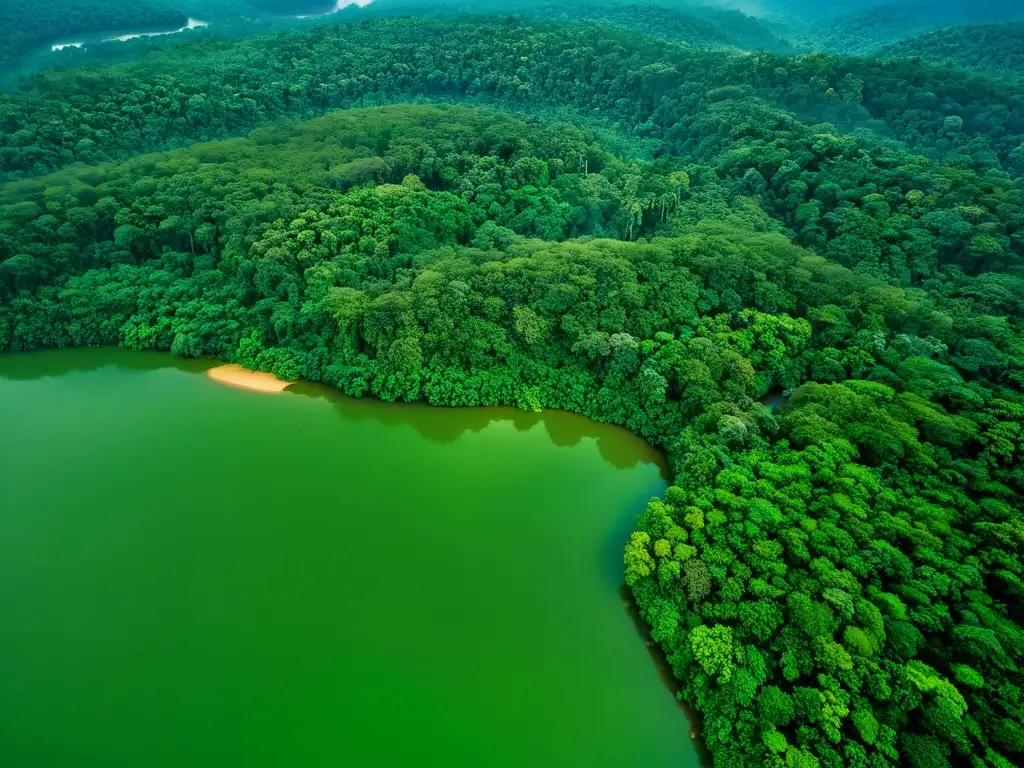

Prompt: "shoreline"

[206,363,293,393]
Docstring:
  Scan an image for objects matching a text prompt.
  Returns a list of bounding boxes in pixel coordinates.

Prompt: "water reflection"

[619,584,712,767]
[289,380,668,475]
[0,348,211,380]
[0,349,668,477]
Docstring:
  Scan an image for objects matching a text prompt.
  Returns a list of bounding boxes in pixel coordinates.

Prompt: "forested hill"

[3,15,1024,183]
[353,0,794,52]
[0,0,369,73]
[3,15,1024,290]
[882,23,1024,80]
[728,0,1024,54]
[697,0,884,25]
[718,0,1024,27]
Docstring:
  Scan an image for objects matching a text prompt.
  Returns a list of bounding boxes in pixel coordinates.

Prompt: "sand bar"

[207,364,293,393]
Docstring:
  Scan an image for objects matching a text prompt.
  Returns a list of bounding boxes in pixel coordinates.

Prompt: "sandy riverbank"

[206,364,293,393]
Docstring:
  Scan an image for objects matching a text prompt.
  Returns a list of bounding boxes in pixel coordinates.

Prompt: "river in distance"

[49,18,209,52]
[0,349,700,767]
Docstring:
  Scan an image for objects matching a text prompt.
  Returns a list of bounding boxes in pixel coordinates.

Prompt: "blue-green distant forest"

[2,2,1023,767]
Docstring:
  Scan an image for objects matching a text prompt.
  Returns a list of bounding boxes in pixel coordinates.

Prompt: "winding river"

[49,18,209,52]
[45,1,376,54]
[0,349,700,767]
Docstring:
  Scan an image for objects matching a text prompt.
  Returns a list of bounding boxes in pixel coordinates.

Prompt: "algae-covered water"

[0,349,699,767]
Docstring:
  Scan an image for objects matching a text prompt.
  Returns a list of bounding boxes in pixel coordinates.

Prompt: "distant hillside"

[709,0,1023,26]
[247,1,338,13]
[808,4,937,54]
[534,1,795,51]
[883,21,1024,79]
[354,0,794,51]
[668,2,795,50]
[698,0,887,25]
[803,0,1024,54]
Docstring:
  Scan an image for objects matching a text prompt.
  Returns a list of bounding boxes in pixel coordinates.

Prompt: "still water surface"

[0,349,699,767]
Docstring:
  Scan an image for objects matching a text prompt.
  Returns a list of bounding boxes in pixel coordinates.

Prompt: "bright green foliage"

[689,625,736,683]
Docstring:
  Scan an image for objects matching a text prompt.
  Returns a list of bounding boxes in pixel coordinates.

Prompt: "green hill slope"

[883,22,1024,79]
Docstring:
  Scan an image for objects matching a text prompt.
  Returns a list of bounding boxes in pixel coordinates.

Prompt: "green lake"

[0,349,700,767]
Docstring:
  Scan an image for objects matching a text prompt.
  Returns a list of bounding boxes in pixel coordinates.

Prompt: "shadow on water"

[0,347,211,380]
[287,379,670,477]
[619,584,713,767]
[0,348,669,476]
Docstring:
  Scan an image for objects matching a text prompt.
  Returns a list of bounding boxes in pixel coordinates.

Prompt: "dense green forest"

[5,17,1024,187]
[799,1,1024,55]
[2,3,1023,768]
[351,0,793,51]
[883,23,1024,80]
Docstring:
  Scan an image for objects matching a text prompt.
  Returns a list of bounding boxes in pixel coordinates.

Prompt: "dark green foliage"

[358,0,794,52]
[883,23,1024,79]
[3,14,1024,186]
[4,15,1024,290]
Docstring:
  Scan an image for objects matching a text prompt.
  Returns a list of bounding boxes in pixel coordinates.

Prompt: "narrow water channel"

[50,18,208,52]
